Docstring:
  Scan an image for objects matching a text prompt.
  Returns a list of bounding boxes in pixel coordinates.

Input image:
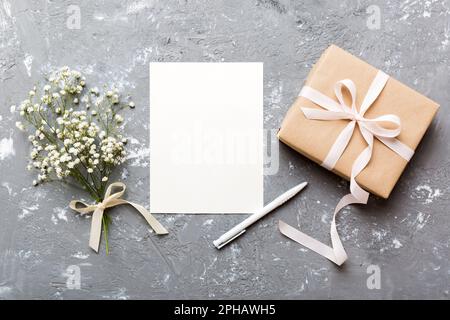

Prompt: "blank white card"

[150,63,263,213]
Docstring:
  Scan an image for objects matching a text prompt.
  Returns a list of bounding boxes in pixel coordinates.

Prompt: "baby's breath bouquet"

[14,67,167,253]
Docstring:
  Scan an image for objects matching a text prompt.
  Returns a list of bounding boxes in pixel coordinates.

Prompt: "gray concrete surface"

[0,0,449,299]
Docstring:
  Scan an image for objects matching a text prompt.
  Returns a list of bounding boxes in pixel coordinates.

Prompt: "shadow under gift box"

[278,45,439,199]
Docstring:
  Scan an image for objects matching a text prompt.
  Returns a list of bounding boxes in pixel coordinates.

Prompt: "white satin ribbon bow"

[70,182,168,252]
[279,70,414,266]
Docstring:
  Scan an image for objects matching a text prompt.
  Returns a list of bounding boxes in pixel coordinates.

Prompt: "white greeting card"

[149,62,263,213]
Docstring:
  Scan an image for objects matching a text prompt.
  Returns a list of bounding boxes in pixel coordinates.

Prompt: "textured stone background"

[0,0,449,299]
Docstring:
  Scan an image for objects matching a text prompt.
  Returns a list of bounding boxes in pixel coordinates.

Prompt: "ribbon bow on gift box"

[279,71,414,266]
[70,182,168,252]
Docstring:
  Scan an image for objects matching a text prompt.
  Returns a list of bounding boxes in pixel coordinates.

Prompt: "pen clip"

[216,229,246,249]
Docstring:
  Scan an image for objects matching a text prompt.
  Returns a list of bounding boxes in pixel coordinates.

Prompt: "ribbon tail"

[128,202,168,235]
[89,207,104,253]
[279,220,340,264]
[279,194,355,266]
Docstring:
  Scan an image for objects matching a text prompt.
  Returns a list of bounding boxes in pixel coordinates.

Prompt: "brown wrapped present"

[277,45,439,265]
[278,45,439,199]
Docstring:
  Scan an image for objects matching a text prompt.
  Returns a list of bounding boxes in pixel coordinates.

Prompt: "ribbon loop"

[334,79,357,113]
[103,181,126,200]
[70,182,168,253]
[279,70,415,265]
[69,200,97,215]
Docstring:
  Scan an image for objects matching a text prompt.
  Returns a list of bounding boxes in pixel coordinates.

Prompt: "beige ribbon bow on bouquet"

[70,182,168,252]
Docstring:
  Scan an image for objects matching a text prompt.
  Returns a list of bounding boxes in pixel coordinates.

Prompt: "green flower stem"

[102,214,111,255]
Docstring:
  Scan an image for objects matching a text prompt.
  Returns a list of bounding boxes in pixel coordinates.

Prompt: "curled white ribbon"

[70,182,168,253]
[279,71,414,266]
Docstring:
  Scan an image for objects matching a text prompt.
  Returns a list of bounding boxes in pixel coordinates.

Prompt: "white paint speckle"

[121,167,129,180]
[18,204,39,220]
[93,12,128,23]
[128,137,140,145]
[18,250,32,259]
[372,229,387,241]
[0,136,15,160]
[126,147,150,167]
[102,287,129,300]
[203,219,213,226]
[93,13,105,21]
[442,27,450,50]
[288,161,295,170]
[53,207,68,222]
[71,252,89,260]
[2,0,11,17]
[413,185,442,204]
[268,80,283,108]
[0,0,12,32]
[392,238,403,249]
[400,13,410,21]
[1,182,14,196]
[80,64,95,75]
[23,53,33,77]
[412,212,430,231]
[132,47,153,68]
[127,1,154,15]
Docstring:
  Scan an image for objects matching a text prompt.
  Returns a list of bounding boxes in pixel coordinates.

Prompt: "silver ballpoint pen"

[213,181,308,249]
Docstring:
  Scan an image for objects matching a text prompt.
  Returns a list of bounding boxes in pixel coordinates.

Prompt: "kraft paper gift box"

[278,45,439,199]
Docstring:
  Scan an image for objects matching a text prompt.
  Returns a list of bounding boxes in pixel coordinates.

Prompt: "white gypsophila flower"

[102,176,108,182]
[114,114,124,123]
[15,121,25,131]
[87,168,94,173]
